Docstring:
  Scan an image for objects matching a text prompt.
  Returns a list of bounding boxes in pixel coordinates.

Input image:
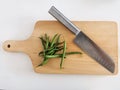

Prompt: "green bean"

[66,52,82,55]
[45,52,82,58]
[50,34,58,47]
[40,37,46,49]
[38,58,49,66]
[45,34,49,49]
[56,34,61,44]
[60,41,66,69]
[45,54,61,58]
[47,48,56,55]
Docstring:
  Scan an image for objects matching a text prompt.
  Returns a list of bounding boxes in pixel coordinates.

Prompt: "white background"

[0,0,120,90]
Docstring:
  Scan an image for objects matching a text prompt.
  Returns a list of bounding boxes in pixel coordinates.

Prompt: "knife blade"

[48,6,115,73]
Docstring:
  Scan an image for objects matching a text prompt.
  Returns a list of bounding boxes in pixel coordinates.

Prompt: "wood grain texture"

[3,21,118,75]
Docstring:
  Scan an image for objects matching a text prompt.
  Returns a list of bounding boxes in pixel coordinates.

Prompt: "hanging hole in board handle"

[7,44,11,48]
[3,40,27,52]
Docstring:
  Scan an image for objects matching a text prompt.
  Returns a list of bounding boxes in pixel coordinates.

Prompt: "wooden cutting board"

[3,21,118,75]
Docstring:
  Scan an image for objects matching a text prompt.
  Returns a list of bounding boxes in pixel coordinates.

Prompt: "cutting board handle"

[3,40,27,52]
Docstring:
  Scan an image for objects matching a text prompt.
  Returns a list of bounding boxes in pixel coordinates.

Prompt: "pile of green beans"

[38,34,82,69]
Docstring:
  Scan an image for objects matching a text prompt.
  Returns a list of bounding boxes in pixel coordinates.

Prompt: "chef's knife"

[48,6,115,73]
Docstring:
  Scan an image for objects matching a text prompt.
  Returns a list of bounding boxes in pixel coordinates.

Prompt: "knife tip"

[109,62,115,73]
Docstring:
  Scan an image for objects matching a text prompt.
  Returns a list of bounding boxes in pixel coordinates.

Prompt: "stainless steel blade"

[74,32,115,73]
[48,6,115,73]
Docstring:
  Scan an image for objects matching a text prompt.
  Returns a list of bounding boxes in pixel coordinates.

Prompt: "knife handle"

[49,6,80,35]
